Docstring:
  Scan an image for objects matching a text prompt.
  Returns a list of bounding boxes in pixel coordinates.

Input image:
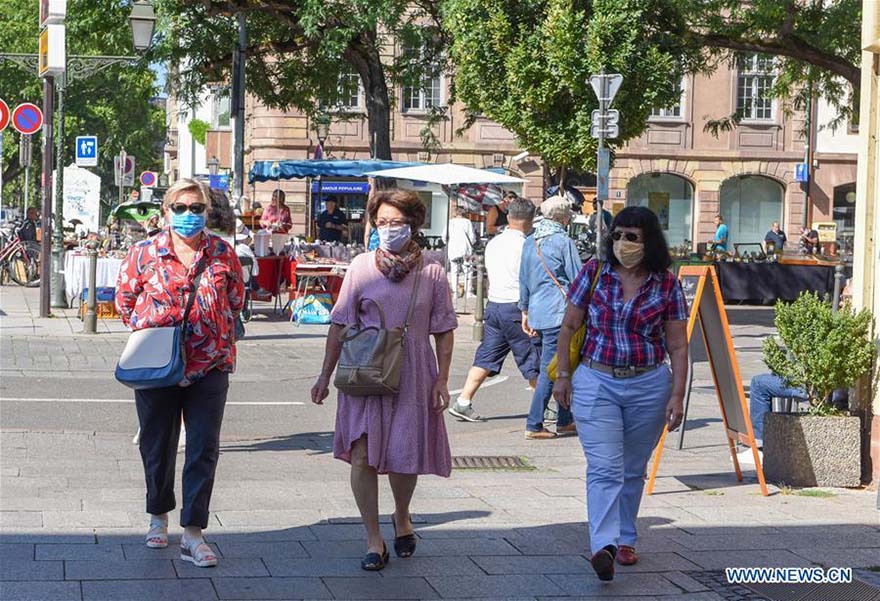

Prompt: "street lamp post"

[312,112,331,239]
[207,156,220,176]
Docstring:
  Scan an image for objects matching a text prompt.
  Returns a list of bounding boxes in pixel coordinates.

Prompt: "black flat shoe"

[360,543,389,571]
[392,513,417,558]
[590,545,617,582]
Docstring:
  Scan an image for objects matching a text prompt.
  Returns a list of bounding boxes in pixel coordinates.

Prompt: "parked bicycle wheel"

[8,245,40,287]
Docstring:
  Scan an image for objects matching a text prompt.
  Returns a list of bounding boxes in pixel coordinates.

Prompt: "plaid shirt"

[568,260,688,367]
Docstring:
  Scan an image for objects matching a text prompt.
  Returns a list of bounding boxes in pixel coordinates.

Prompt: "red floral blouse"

[115,229,245,384]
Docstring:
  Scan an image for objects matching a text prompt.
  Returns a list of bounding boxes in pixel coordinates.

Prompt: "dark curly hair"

[604,206,672,273]
[367,189,427,231]
[208,189,235,236]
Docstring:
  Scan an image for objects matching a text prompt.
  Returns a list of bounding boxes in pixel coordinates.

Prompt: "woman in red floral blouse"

[259,188,292,233]
[116,178,244,568]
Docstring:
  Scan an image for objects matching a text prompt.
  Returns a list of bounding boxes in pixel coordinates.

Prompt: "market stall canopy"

[446,183,505,212]
[112,200,162,223]
[248,159,424,183]
[364,163,526,186]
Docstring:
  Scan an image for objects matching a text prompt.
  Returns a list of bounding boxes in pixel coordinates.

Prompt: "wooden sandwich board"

[646,265,769,497]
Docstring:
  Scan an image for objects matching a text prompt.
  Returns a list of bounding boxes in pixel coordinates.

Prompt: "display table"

[63,252,124,306]
[714,261,835,304]
[253,255,292,311]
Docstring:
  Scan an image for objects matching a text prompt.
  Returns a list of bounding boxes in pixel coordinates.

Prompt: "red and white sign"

[0,100,9,132]
[12,103,43,135]
[139,171,158,187]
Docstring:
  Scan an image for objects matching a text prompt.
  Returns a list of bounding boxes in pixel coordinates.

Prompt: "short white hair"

[540,195,572,223]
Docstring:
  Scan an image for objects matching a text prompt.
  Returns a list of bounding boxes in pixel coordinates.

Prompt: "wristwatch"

[557,371,571,379]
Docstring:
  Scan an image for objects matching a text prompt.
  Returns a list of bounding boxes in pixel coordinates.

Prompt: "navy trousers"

[135,369,228,528]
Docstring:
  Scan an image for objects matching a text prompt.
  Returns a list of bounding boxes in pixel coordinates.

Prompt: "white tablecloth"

[64,252,124,304]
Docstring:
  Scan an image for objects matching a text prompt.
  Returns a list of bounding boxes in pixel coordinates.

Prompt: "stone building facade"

[610,59,858,253]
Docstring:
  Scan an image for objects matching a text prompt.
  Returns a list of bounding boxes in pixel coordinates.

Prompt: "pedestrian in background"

[260,188,292,233]
[449,197,539,422]
[116,178,244,568]
[552,206,688,581]
[443,204,476,296]
[485,191,515,236]
[519,195,582,439]
[310,189,457,571]
[711,214,728,252]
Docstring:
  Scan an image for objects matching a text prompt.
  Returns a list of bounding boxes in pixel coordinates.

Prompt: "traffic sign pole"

[118,148,127,209]
[51,79,67,308]
[40,76,54,318]
[597,70,607,261]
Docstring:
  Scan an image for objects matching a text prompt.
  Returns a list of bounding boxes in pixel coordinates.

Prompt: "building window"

[627,173,694,246]
[719,175,783,246]
[332,71,364,112]
[737,54,775,121]
[650,79,685,119]
[212,89,231,128]
[401,44,443,112]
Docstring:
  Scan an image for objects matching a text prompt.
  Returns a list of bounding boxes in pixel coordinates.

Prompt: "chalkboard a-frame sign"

[647,265,769,497]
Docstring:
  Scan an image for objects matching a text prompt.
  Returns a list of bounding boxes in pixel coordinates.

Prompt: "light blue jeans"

[571,364,671,554]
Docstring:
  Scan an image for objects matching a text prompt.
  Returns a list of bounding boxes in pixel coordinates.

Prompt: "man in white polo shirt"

[449,197,540,422]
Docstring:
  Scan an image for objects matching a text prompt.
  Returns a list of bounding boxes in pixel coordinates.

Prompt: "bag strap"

[181,256,209,340]
[535,242,567,297]
[402,258,423,340]
[586,260,603,306]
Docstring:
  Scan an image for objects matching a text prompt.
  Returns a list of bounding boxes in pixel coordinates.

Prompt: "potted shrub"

[761,292,874,488]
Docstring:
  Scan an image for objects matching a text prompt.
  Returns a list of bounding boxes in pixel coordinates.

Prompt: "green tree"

[679,0,862,131]
[154,0,445,161]
[444,0,703,181]
[0,0,165,211]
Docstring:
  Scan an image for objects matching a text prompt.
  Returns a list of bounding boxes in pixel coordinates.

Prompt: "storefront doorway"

[719,175,783,247]
[832,182,857,253]
[626,173,694,247]
[312,180,370,243]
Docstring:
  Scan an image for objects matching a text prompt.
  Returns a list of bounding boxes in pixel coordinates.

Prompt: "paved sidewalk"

[2,285,879,600]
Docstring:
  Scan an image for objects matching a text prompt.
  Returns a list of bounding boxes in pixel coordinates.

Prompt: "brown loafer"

[556,423,577,436]
[524,429,557,440]
[617,545,638,565]
[590,545,617,581]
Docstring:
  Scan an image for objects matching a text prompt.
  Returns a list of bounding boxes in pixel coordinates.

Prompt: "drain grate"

[451,455,533,470]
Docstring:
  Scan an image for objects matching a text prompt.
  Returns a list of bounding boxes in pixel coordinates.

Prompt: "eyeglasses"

[375,219,408,228]
[169,203,207,215]
[611,231,641,242]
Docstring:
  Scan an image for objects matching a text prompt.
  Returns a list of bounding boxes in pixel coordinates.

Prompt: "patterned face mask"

[377,224,411,253]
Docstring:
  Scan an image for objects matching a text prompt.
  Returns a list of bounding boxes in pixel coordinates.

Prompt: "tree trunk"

[347,30,393,160]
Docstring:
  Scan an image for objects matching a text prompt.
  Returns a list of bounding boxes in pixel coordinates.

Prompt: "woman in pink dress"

[311,189,457,571]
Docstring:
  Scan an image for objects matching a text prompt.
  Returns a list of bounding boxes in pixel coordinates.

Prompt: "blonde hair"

[163,178,211,208]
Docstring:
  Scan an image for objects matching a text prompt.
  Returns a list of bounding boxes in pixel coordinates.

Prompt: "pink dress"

[330,252,458,476]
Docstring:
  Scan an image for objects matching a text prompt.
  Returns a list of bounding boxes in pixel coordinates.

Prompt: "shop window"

[736,54,775,121]
[401,43,443,112]
[626,173,694,247]
[833,183,857,252]
[719,175,783,246]
[650,79,685,119]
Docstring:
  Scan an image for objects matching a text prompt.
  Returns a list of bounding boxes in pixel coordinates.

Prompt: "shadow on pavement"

[220,431,335,455]
[1,517,878,600]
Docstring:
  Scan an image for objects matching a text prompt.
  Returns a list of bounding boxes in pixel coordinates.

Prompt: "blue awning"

[248,159,424,183]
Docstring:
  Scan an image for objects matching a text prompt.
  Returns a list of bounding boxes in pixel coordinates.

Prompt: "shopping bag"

[291,293,333,324]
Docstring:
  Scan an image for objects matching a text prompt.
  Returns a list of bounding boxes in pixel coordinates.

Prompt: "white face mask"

[377,224,411,252]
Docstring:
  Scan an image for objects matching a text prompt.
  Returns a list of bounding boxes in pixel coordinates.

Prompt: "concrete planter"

[763,413,861,488]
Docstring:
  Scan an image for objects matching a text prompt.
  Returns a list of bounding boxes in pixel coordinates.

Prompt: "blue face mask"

[170,212,206,239]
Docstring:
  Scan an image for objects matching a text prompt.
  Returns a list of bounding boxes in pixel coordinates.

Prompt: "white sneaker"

[736,447,762,466]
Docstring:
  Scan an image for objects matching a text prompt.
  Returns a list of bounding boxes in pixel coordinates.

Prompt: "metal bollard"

[83,242,99,334]
[472,255,485,342]
[831,264,845,314]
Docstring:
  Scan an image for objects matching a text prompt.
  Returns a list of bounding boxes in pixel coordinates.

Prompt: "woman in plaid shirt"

[552,207,689,582]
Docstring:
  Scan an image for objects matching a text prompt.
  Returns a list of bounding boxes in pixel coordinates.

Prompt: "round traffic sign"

[140,171,156,187]
[12,103,43,135]
[0,100,9,132]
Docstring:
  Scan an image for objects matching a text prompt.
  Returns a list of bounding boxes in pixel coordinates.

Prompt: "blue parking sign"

[75,136,98,167]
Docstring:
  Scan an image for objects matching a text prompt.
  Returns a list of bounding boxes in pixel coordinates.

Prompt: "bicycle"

[0,220,42,287]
